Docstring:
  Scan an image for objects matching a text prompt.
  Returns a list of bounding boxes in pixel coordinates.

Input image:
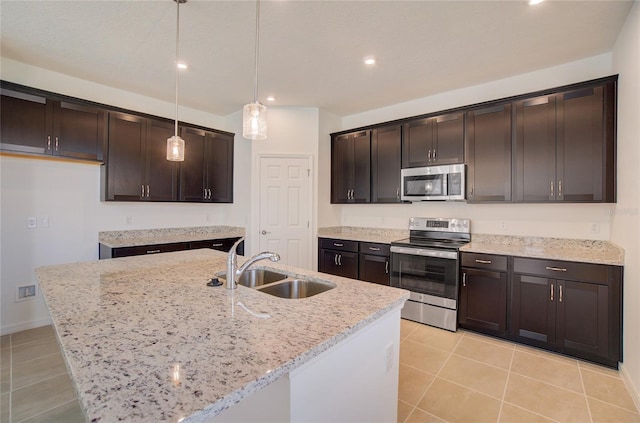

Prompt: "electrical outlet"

[385,344,393,372]
[498,221,507,230]
[27,217,37,229]
[125,216,132,225]
[39,217,49,228]
[590,222,600,234]
[17,285,37,301]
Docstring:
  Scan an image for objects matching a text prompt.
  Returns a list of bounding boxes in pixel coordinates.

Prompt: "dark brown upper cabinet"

[331,130,371,203]
[103,113,177,201]
[402,112,464,168]
[514,81,616,203]
[466,103,512,203]
[180,127,234,203]
[372,124,402,203]
[1,85,106,161]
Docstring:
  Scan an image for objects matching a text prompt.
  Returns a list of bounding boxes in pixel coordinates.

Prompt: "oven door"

[389,246,459,309]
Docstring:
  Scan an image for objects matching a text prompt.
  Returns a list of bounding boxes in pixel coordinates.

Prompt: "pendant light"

[242,0,267,140]
[167,0,186,161]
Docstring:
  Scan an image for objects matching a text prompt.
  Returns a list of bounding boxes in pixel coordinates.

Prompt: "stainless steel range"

[390,217,470,331]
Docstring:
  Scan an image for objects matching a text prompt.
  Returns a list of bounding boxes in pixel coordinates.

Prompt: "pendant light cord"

[253,0,260,103]
[174,0,181,137]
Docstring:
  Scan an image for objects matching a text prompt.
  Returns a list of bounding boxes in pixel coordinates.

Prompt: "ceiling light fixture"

[243,0,267,140]
[266,96,275,102]
[364,57,376,65]
[167,0,186,162]
[177,62,188,70]
[528,0,544,5]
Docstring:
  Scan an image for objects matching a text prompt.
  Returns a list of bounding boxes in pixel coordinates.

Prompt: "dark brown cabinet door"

[319,249,358,279]
[402,113,464,168]
[372,125,402,203]
[331,131,370,203]
[146,119,178,201]
[466,104,512,202]
[0,88,51,154]
[54,101,107,161]
[359,254,390,285]
[511,274,556,345]
[514,95,557,202]
[105,112,146,201]
[459,268,508,335]
[557,83,615,202]
[206,132,234,203]
[179,128,233,203]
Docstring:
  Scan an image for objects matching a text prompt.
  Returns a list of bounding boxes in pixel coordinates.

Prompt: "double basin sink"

[220,268,335,299]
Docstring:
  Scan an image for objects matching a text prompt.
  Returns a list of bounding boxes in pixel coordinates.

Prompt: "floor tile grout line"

[10,334,56,350]
[9,350,63,370]
[496,341,516,422]
[13,397,78,423]
[501,400,564,423]
[509,368,598,397]
[584,393,640,415]
[10,369,70,394]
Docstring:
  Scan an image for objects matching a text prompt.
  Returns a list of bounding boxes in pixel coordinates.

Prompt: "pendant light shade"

[167,0,186,161]
[243,0,267,140]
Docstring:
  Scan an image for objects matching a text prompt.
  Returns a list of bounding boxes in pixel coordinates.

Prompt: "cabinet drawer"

[360,242,390,256]
[513,257,609,284]
[190,237,243,254]
[319,238,359,252]
[461,253,508,271]
[112,242,190,258]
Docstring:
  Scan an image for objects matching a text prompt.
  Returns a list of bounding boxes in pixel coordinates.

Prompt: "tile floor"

[1,322,639,422]
[398,319,640,423]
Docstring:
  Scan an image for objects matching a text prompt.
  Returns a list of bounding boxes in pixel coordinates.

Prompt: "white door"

[259,156,312,269]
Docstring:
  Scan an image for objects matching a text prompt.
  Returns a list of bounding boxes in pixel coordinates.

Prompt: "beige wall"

[612,1,640,407]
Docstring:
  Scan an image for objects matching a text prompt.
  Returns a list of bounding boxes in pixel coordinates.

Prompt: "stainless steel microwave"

[401,164,466,201]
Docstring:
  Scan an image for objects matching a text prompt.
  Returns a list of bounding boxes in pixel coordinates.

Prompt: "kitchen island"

[35,249,409,422]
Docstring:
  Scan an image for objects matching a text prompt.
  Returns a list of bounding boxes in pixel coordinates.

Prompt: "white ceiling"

[0,0,634,117]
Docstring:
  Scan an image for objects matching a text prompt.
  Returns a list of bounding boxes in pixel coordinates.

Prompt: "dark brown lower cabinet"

[459,253,508,335]
[99,237,243,259]
[318,238,390,283]
[359,242,391,286]
[320,249,358,279]
[510,257,622,368]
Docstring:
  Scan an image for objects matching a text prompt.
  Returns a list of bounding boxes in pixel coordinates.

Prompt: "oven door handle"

[390,246,458,260]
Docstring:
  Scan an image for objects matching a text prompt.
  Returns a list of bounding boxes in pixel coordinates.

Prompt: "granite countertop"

[318,226,408,244]
[460,234,624,266]
[36,249,409,422]
[99,226,245,248]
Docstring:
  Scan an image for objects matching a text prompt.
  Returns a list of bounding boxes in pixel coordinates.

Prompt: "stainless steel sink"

[257,279,335,299]
[219,269,288,288]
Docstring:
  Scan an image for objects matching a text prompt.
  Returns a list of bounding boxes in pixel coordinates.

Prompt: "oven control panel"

[409,217,470,233]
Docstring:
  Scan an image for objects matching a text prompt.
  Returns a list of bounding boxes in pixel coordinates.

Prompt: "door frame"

[250,154,314,268]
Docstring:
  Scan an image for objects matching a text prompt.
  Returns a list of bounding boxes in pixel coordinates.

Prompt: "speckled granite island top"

[99,226,245,248]
[460,234,624,266]
[36,249,409,422]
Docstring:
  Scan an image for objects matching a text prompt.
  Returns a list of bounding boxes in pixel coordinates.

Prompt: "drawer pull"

[211,243,223,247]
[545,266,567,272]
[333,243,344,247]
[475,259,492,264]
[146,249,161,254]
[369,247,381,251]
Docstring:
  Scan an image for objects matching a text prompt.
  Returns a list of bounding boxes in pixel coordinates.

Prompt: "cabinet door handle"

[338,254,342,266]
[433,149,437,161]
[475,259,492,264]
[146,185,150,198]
[428,149,432,162]
[208,188,212,199]
[462,273,467,287]
[558,180,562,198]
[385,260,389,274]
[550,181,554,198]
[470,186,474,197]
[545,266,567,272]
[203,188,207,199]
[396,187,400,199]
[55,137,59,152]
[47,136,51,151]
[559,284,563,302]
[550,283,554,301]
[334,254,338,266]
[369,247,381,251]
[141,184,145,198]
[146,249,161,254]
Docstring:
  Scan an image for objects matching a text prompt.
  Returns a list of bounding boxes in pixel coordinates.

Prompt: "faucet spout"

[226,237,281,289]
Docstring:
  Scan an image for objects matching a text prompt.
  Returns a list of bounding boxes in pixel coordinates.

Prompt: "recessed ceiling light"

[363,57,376,65]
[529,0,544,5]
[177,62,188,70]
[266,96,276,102]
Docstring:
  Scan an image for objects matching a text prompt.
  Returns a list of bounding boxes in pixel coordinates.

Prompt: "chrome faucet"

[226,237,280,290]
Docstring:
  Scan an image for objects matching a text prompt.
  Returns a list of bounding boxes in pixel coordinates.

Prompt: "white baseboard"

[1,317,52,336]
[620,363,640,413]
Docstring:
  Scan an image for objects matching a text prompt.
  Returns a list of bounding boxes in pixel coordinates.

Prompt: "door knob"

[261,230,270,235]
